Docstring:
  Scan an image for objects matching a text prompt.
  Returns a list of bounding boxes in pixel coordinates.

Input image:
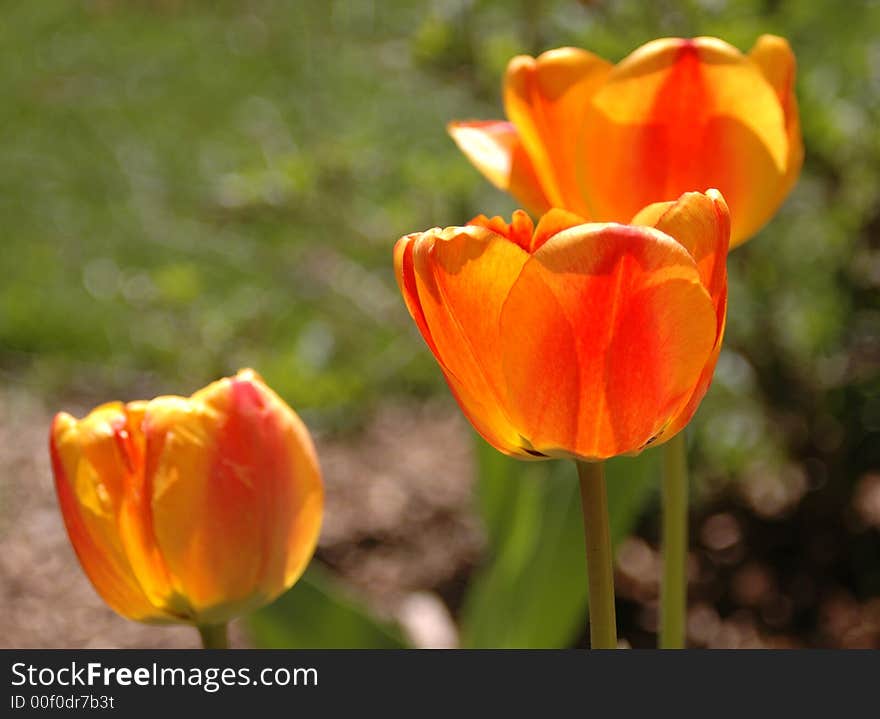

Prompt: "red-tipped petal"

[579,37,791,245]
[499,223,717,459]
[142,370,322,624]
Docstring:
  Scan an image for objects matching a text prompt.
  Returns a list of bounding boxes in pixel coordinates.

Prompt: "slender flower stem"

[197,623,229,649]
[575,461,617,649]
[660,432,688,649]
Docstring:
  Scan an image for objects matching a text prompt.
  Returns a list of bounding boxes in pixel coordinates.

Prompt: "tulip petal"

[632,191,731,439]
[499,223,717,460]
[504,47,611,216]
[140,371,322,624]
[110,401,188,617]
[632,189,730,315]
[407,226,533,456]
[531,208,588,252]
[579,37,791,245]
[394,233,440,358]
[748,35,797,118]
[50,408,173,622]
[468,209,535,251]
[447,120,551,215]
[465,207,590,253]
[749,34,803,244]
[215,373,322,605]
[659,297,727,442]
[396,231,520,454]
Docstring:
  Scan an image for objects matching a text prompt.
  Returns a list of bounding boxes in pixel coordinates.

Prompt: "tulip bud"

[49,369,323,626]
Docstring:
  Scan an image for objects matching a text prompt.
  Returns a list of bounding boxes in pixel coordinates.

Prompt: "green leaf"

[247,565,409,649]
[461,438,660,648]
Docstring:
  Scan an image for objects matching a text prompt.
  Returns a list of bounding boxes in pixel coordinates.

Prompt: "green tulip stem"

[575,460,618,649]
[197,623,229,649]
[660,432,689,649]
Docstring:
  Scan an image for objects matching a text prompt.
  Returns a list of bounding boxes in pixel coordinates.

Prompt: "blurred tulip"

[449,35,801,247]
[50,369,323,627]
[394,190,729,462]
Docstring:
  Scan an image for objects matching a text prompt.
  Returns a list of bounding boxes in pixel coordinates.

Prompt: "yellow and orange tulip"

[449,35,801,247]
[49,369,323,625]
[394,190,729,461]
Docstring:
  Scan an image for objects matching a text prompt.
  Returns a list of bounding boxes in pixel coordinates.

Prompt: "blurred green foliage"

[0,0,482,425]
[2,0,879,646]
[249,566,407,649]
[461,444,659,648]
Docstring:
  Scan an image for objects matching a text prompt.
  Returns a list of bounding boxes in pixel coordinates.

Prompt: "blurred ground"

[4,386,879,649]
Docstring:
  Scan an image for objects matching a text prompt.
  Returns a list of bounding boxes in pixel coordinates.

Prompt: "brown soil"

[2,387,878,649]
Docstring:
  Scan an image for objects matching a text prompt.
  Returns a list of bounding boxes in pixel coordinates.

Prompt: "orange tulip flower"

[449,35,801,247]
[50,369,323,626]
[394,190,729,462]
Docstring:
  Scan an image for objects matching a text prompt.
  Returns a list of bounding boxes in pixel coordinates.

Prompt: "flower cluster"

[49,33,801,649]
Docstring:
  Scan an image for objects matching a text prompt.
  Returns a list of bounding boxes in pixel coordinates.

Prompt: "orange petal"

[632,189,730,315]
[504,47,611,216]
[468,209,535,251]
[394,233,440,359]
[396,230,522,454]
[447,120,551,215]
[531,208,588,252]
[406,226,533,456]
[499,223,717,460]
[632,190,731,440]
[748,35,797,121]
[579,37,792,245]
[660,297,727,441]
[748,34,803,247]
[212,372,322,607]
[143,370,322,624]
[50,408,172,622]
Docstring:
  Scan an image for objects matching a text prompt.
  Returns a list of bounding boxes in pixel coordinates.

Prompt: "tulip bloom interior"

[449,35,801,247]
[395,191,730,462]
[49,369,323,625]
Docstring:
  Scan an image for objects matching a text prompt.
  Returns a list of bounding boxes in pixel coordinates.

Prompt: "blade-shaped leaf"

[247,564,409,649]
[461,438,660,648]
